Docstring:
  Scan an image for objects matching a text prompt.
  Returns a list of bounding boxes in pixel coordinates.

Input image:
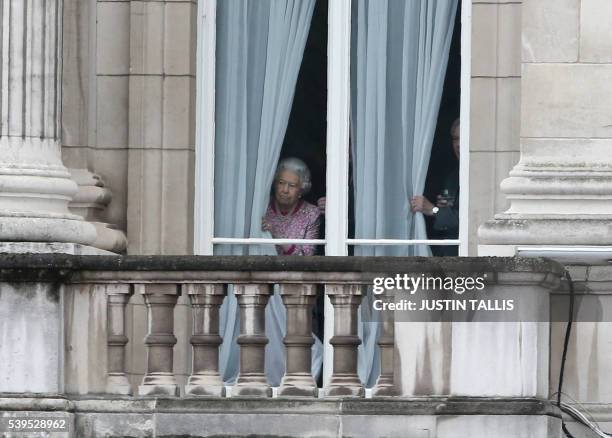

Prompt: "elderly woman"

[262,157,321,256]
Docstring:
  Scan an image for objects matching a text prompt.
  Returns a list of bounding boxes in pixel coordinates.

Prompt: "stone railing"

[0,255,568,437]
[0,255,563,400]
[68,256,405,398]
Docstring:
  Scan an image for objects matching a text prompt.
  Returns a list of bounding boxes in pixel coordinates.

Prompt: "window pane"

[349,0,460,256]
[213,0,326,256]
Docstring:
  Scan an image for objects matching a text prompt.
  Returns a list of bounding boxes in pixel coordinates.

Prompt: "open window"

[195,0,467,258]
[194,0,471,386]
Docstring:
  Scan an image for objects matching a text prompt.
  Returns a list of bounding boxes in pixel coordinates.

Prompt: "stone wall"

[62,0,129,235]
[468,0,522,255]
[61,0,197,255]
[126,0,197,255]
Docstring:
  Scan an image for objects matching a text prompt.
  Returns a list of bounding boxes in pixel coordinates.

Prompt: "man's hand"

[436,194,454,208]
[410,195,436,216]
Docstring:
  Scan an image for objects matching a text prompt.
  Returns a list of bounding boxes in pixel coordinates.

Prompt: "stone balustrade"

[0,255,568,436]
[69,256,395,398]
[0,254,564,403]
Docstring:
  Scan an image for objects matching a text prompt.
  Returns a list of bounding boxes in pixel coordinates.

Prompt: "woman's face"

[274,169,301,211]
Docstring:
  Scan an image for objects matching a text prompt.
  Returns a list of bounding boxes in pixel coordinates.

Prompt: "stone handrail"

[0,255,563,398]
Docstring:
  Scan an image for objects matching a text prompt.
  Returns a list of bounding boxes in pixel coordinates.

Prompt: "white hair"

[275,157,312,194]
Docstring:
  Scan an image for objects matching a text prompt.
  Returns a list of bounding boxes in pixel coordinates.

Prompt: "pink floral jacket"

[262,199,321,256]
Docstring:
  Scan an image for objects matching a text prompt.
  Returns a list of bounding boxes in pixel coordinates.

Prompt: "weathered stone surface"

[129,76,164,149]
[495,78,521,152]
[521,64,612,139]
[68,168,128,253]
[471,4,498,77]
[492,151,520,213]
[522,0,579,62]
[96,1,130,75]
[580,0,612,63]
[96,76,129,148]
[127,149,195,255]
[468,152,497,254]
[436,414,561,438]
[497,3,521,77]
[65,397,561,438]
[470,78,496,152]
[64,284,109,395]
[162,77,195,149]
[551,320,612,403]
[0,254,565,278]
[129,1,165,75]
[0,283,62,393]
[163,2,197,76]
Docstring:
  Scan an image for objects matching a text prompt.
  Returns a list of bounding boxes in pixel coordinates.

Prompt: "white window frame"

[194,0,470,258]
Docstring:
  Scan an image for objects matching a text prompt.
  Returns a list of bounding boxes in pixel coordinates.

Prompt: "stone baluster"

[325,284,364,397]
[279,283,317,397]
[233,284,272,397]
[137,284,180,396]
[184,283,227,396]
[371,300,396,397]
[105,284,133,394]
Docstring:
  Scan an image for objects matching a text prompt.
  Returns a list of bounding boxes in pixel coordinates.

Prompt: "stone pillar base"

[106,374,132,396]
[278,374,318,397]
[0,242,114,255]
[479,216,612,248]
[185,371,226,397]
[233,376,273,397]
[325,375,365,398]
[0,215,96,245]
[185,383,225,397]
[138,383,180,397]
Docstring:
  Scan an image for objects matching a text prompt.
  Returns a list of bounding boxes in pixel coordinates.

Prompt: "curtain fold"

[351,0,458,386]
[214,0,316,385]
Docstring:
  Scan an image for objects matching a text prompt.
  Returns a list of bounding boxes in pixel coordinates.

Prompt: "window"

[193,0,471,386]
[194,0,469,258]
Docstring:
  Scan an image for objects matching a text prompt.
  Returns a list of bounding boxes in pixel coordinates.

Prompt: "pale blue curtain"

[214,0,316,385]
[351,0,458,386]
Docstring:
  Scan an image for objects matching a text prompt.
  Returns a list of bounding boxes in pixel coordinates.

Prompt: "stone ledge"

[0,254,564,276]
[0,395,75,412]
[0,396,563,437]
[67,396,561,418]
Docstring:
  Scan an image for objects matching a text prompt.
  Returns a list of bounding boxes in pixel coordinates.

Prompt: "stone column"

[106,284,133,395]
[233,284,272,397]
[325,284,364,397]
[479,0,612,253]
[279,283,317,397]
[0,0,95,245]
[137,284,180,396]
[184,283,226,397]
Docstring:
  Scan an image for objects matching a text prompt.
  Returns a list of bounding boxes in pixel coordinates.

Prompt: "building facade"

[0,0,611,437]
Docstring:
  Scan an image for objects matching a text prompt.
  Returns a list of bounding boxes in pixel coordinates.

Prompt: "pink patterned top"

[263,199,321,256]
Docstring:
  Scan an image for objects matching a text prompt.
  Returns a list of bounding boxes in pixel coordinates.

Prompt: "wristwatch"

[431,207,439,215]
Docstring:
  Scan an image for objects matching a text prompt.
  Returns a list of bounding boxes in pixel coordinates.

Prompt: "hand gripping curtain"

[214,0,316,386]
[351,0,457,386]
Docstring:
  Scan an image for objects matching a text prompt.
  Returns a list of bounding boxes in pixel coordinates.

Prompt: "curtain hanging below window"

[351,0,458,387]
[214,0,317,385]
